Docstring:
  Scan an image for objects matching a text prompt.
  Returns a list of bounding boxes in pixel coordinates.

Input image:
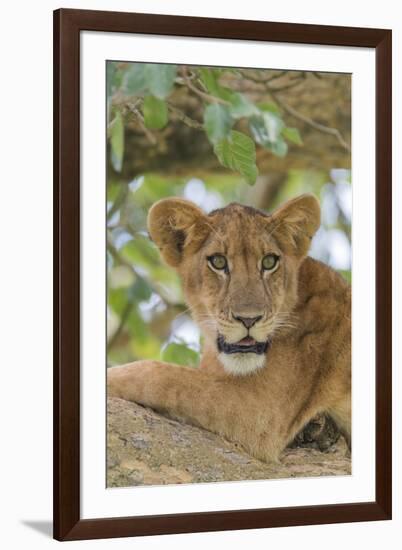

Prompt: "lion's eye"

[208,254,227,270]
[262,254,279,271]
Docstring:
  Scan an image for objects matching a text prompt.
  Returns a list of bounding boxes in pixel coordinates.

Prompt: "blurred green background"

[106,62,351,367]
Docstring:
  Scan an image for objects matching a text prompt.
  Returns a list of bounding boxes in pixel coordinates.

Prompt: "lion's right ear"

[147,198,208,267]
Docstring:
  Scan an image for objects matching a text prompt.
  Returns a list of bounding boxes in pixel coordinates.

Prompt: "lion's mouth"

[217,335,270,355]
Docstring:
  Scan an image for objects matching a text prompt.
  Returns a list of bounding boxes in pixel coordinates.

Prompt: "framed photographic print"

[53,8,392,541]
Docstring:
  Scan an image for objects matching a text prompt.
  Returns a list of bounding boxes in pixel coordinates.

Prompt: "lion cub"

[108,194,351,462]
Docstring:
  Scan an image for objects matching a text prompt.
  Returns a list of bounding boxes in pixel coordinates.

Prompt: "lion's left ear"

[270,194,321,257]
[147,198,209,267]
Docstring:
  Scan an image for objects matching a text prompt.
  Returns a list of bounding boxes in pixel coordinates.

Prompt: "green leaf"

[257,101,281,114]
[145,64,177,99]
[109,265,136,289]
[108,287,128,316]
[214,130,258,185]
[228,93,259,119]
[131,277,152,301]
[249,112,288,157]
[198,68,234,101]
[106,62,116,100]
[124,64,147,94]
[126,305,148,342]
[339,270,352,284]
[204,103,232,144]
[249,112,284,146]
[161,342,199,367]
[120,235,160,272]
[142,96,168,129]
[282,126,303,145]
[113,67,124,91]
[268,138,288,157]
[198,68,221,95]
[107,62,124,98]
[110,111,124,172]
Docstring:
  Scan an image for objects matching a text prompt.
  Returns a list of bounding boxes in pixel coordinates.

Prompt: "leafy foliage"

[203,104,232,144]
[109,111,124,172]
[142,96,168,129]
[124,63,177,98]
[161,343,199,367]
[214,131,258,184]
[106,63,305,185]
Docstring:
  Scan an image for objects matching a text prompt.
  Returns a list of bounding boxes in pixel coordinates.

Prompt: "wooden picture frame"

[53,8,392,541]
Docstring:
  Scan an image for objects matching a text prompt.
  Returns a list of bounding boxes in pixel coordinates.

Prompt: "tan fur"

[108,194,351,462]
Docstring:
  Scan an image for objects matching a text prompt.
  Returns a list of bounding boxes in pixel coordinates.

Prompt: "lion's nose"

[233,315,262,329]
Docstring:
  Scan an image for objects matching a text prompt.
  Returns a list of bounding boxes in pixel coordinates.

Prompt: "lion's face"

[148,195,320,376]
[182,207,299,375]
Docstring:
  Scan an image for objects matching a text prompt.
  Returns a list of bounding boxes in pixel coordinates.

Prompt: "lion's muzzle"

[217,334,270,355]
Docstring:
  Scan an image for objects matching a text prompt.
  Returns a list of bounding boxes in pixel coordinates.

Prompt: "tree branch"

[181,67,230,105]
[128,104,157,145]
[270,91,351,153]
[107,299,135,352]
[167,104,204,130]
[238,69,289,84]
[236,69,351,152]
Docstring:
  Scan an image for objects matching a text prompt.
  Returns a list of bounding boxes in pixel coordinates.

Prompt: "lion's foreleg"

[107,361,283,462]
[108,360,225,428]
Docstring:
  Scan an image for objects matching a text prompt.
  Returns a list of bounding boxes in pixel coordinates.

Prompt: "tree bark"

[107,397,351,487]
